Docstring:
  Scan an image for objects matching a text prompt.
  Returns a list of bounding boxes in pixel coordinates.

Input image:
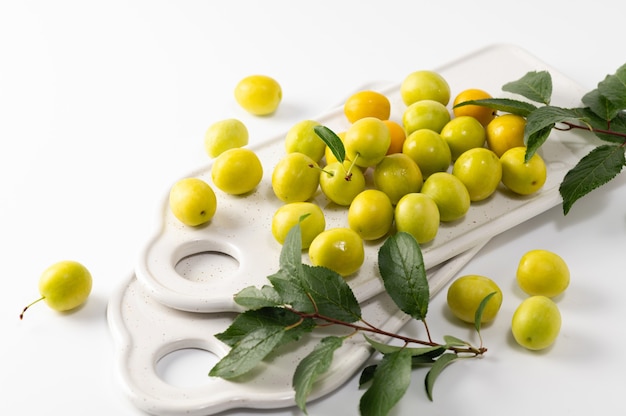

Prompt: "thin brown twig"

[288,308,486,356]
[558,121,626,141]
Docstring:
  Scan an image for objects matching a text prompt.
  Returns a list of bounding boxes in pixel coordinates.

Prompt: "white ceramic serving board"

[132,44,594,314]
[107,239,488,416]
[107,44,598,415]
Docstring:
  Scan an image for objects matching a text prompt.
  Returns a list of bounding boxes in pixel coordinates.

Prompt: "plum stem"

[289,307,486,356]
[20,296,44,320]
[309,163,334,177]
[559,121,626,141]
[343,155,360,181]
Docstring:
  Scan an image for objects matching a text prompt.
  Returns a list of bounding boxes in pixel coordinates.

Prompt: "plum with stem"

[20,260,92,319]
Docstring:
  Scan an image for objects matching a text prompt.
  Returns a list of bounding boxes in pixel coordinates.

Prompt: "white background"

[2,1,625,415]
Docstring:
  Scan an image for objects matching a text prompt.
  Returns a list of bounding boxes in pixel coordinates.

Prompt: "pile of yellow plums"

[168,69,550,282]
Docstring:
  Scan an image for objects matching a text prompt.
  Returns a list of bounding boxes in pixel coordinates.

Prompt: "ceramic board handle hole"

[156,348,220,388]
[174,250,240,283]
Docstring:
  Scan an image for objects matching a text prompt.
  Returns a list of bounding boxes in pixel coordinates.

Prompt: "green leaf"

[378,232,429,321]
[442,335,467,347]
[574,107,626,144]
[411,354,440,365]
[363,335,445,358]
[359,343,448,388]
[267,222,314,312]
[597,63,626,110]
[210,325,286,379]
[279,222,304,277]
[524,105,580,141]
[211,307,315,379]
[523,106,582,159]
[214,307,313,347]
[598,111,626,141]
[502,70,552,105]
[268,268,315,313]
[268,219,362,318]
[453,97,537,117]
[301,264,362,323]
[293,336,344,414]
[581,88,623,121]
[425,353,459,401]
[359,365,377,387]
[314,125,345,163]
[559,144,626,215]
[234,285,283,309]
[359,349,412,416]
[213,309,265,347]
[525,124,554,162]
[474,292,497,333]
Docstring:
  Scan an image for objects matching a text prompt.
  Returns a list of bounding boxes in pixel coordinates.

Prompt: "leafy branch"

[209,222,493,415]
[455,66,626,214]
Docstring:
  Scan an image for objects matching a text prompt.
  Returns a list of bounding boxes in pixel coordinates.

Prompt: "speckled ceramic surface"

[107,44,595,415]
[131,44,594,314]
[107,240,486,415]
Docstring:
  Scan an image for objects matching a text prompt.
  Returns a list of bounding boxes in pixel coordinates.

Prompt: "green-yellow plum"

[211,148,263,195]
[347,189,394,241]
[446,274,503,324]
[20,260,93,319]
[308,228,365,277]
[169,177,217,226]
[400,70,450,106]
[452,147,502,202]
[373,153,423,205]
[284,120,326,163]
[439,116,486,161]
[402,129,451,178]
[402,100,451,136]
[420,172,470,222]
[500,147,547,196]
[271,202,326,249]
[511,295,561,350]
[272,152,320,202]
[394,193,440,244]
[204,118,249,158]
[319,160,366,206]
[234,74,282,116]
[516,249,570,297]
[344,117,391,167]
